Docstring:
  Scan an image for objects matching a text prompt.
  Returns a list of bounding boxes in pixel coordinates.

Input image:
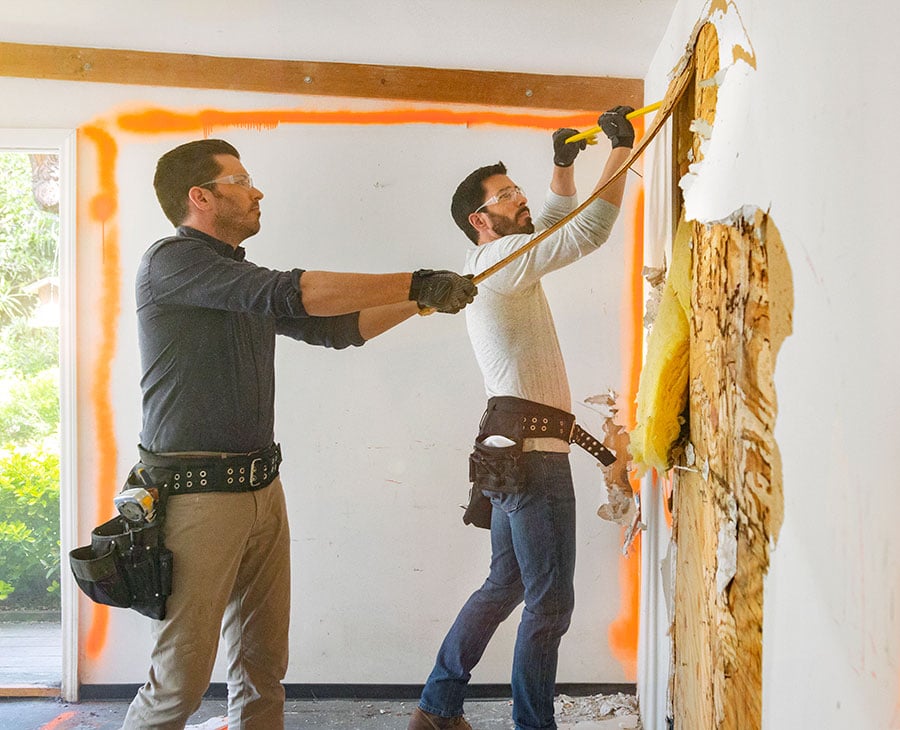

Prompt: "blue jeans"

[419,451,576,730]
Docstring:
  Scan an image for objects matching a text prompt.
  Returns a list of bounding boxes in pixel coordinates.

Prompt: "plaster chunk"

[716,494,738,593]
[584,390,635,528]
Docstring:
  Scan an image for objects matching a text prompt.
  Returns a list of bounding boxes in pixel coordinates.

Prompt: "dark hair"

[153,139,240,225]
[450,161,507,244]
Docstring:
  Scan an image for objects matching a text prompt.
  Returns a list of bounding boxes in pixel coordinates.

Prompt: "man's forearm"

[591,147,631,206]
[357,301,419,340]
[299,271,413,316]
[550,164,576,197]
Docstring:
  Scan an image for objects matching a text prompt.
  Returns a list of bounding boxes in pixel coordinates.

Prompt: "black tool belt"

[464,397,615,530]
[136,442,282,494]
[480,396,615,466]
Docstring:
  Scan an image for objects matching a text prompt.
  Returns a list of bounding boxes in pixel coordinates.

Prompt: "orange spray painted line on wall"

[75,103,627,659]
[79,124,120,660]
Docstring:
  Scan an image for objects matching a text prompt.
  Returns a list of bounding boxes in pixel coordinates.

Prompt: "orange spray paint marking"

[608,122,645,679]
[80,124,121,659]
[77,101,627,659]
[608,536,641,681]
[116,107,599,137]
[38,711,77,730]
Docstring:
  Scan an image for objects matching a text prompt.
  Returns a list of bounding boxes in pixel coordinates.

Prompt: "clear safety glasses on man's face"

[198,173,255,189]
[475,186,525,213]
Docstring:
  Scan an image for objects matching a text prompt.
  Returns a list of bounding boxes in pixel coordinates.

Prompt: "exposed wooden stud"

[0,42,642,112]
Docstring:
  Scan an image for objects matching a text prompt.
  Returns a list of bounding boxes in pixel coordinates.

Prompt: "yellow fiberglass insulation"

[630,219,692,474]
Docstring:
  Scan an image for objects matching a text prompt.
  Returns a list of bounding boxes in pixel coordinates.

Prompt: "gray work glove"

[409,270,477,313]
[552,128,586,167]
[598,106,635,149]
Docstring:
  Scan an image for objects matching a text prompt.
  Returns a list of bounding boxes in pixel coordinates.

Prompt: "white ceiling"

[5,0,679,79]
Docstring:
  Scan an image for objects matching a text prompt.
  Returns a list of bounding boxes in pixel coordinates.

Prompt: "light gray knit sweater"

[463,190,620,452]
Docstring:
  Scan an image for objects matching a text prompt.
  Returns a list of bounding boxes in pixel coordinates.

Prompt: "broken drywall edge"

[667,0,756,85]
[697,67,729,88]
[689,118,714,139]
[698,204,762,229]
[583,390,637,530]
[674,1,758,223]
[708,0,757,72]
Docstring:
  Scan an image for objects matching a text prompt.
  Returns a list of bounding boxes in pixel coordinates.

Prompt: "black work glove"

[598,106,635,149]
[409,270,477,313]
[552,128,586,167]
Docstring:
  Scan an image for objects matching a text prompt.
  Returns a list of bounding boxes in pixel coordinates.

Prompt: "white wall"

[3,0,676,78]
[640,1,900,728]
[0,76,637,686]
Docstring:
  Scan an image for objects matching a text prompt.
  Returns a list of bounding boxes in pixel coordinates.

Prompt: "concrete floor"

[0,619,61,687]
[0,622,641,729]
[0,696,641,729]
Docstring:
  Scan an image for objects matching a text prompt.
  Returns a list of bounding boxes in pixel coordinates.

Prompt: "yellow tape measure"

[564,101,663,145]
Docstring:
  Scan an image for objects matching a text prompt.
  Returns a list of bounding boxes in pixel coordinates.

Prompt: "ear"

[468,211,492,238]
[187,185,215,213]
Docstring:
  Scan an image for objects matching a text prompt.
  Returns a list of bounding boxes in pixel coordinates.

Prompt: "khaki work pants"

[123,476,291,730]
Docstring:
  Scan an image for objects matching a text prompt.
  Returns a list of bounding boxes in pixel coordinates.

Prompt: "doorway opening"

[0,130,77,700]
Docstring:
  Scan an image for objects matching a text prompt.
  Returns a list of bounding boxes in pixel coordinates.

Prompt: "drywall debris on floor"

[556,692,641,728]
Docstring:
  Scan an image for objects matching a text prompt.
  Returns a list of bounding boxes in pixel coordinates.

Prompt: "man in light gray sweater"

[409,107,635,730]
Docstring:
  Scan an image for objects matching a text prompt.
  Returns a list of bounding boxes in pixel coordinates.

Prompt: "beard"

[212,203,261,243]
[485,208,534,237]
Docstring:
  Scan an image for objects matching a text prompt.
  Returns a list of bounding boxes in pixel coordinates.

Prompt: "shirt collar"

[176,226,247,261]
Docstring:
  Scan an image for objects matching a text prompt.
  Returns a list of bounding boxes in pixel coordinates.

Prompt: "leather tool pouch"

[464,436,524,530]
[468,436,525,495]
[69,464,174,620]
[462,485,493,530]
[464,397,578,529]
[464,400,529,530]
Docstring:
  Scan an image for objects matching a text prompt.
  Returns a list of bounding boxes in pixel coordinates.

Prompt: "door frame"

[0,129,78,701]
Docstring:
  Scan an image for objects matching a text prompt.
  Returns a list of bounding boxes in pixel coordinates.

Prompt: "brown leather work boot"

[407,706,473,730]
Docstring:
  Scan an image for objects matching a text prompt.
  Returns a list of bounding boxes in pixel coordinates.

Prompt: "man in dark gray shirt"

[123,138,476,730]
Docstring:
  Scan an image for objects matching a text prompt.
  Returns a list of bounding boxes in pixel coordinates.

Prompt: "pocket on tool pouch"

[68,516,173,620]
[69,544,133,608]
[468,435,525,494]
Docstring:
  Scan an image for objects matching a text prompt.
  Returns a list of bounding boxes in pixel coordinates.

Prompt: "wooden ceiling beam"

[0,41,642,112]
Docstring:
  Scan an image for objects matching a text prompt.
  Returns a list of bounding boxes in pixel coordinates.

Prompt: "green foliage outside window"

[0,151,60,611]
[0,445,60,606]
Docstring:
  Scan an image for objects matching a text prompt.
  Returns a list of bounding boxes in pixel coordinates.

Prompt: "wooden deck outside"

[0,620,61,697]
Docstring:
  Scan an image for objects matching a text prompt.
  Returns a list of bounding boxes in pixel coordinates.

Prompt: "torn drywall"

[636,5,792,730]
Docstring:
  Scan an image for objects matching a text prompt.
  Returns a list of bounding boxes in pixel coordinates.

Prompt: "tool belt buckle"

[249,457,263,487]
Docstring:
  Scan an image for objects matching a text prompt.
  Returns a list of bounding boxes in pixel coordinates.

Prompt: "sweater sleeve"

[468,193,620,293]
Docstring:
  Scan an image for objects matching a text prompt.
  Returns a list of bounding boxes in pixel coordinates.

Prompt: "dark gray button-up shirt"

[136,226,364,453]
